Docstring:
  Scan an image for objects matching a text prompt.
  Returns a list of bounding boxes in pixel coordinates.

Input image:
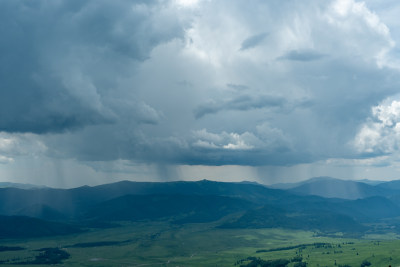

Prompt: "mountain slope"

[278,195,400,222]
[0,180,289,220]
[220,205,367,234]
[84,194,257,223]
[377,180,400,190]
[0,216,82,238]
[0,179,399,237]
[287,177,391,199]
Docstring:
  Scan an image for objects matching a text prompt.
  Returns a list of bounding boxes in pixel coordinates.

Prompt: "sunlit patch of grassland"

[0,222,399,266]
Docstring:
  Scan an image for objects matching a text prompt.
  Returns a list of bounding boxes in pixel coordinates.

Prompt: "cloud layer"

[2,0,400,185]
[0,0,185,133]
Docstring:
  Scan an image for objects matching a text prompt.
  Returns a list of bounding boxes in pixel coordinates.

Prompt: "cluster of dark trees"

[5,247,70,265]
[236,256,375,267]
[236,256,306,267]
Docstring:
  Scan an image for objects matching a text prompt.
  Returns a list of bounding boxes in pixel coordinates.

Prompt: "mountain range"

[269,176,394,199]
[1,177,400,238]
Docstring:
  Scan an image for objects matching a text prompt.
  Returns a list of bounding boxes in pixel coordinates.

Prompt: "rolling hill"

[0,178,400,238]
[83,194,256,224]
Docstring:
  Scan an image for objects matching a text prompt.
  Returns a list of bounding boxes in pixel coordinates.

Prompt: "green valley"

[0,221,399,266]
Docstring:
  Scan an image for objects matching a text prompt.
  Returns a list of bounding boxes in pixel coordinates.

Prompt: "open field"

[0,222,399,266]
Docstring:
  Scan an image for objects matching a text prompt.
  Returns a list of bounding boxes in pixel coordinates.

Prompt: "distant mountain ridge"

[377,180,400,190]
[270,176,395,200]
[0,178,400,238]
[269,176,383,189]
[0,179,288,219]
[0,182,47,189]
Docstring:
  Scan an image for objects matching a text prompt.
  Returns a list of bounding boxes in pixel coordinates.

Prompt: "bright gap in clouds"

[175,0,200,8]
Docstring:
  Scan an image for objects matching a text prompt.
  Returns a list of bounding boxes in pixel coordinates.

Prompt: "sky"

[2,0,400,187]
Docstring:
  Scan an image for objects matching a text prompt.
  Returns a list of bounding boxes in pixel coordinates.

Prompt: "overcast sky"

[2,0,400,187]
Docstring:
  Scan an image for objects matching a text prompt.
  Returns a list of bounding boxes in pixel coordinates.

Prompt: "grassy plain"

[0,221,400,266]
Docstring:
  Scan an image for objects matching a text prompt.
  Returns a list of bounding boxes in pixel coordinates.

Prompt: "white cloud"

[192,129,257,150]
[0,133,48,165]
[222,133,255,150]
[0,155,13,164]
[328,0,390,36]
[0,137,16,152]
[174,0,202,8]
[354,98,400,153]
[327,0,394,67]
[192,124,290,152]
[192,140,219,149]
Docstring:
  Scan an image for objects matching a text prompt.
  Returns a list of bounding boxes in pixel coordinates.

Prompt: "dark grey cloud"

[28,0,400,169]
[0,0,184,133]
[44,124,299,166]
[278,50,325,61]
[240,32,268,51]
[2,0,400,186]
[226,83,248,91]
[194,95,287,119]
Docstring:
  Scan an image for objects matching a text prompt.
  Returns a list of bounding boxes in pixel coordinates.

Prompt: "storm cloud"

[0,0,185,133]
[194,95,287,119]
[240,33,268,51]
[1,0,400,186]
